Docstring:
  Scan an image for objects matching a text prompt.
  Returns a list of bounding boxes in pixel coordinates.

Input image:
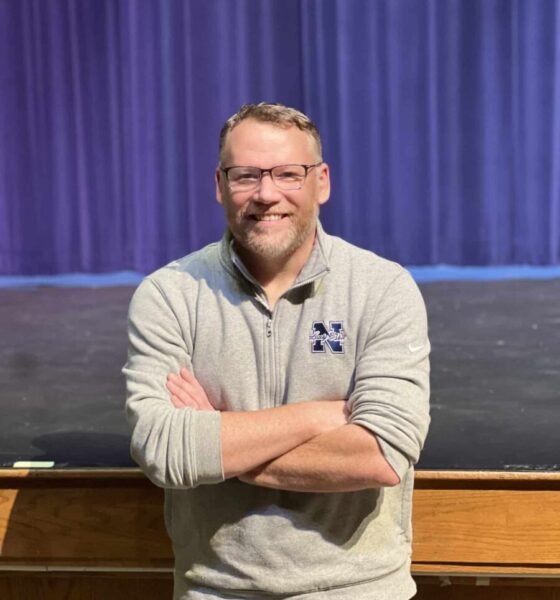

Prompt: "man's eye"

[231,171,259,182]
[276,170,301,181]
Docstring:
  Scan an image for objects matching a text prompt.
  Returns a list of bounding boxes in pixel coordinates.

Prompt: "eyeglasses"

[220,162,323,191]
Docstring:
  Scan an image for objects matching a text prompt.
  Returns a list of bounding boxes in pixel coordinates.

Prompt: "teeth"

[253,215,283,221]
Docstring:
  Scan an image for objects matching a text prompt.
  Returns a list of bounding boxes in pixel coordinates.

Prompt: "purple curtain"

[1,0,559,274]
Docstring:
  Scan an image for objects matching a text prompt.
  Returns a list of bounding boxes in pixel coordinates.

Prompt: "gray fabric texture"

[124,223,430,599]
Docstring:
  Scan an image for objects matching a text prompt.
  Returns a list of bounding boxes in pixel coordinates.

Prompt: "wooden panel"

[0,572,173,600]
[0,573,559,600]
[0,484,172,566]
[415,583,560,600]
[412,489,560,565]
[2,469,560,574]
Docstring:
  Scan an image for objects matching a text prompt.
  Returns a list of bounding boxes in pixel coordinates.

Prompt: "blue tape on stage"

[408,265,560,283]
[0,271,145,288]
[1,266,560,288]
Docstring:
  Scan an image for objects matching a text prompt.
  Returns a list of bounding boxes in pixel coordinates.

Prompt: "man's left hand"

[166,368,216,411]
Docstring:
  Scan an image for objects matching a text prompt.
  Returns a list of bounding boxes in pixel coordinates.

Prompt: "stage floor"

[1,278,559,471]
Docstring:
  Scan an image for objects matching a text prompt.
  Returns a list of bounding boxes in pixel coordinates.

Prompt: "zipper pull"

[266,319,272,338]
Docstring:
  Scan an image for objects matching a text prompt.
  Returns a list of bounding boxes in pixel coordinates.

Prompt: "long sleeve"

[348,270,430,480]
[123,277,224,488]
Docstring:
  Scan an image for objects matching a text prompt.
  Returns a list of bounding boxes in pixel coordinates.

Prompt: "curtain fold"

[1,0,559,274]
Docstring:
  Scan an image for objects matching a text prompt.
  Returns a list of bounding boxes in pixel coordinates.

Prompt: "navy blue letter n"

[310,321,345,353]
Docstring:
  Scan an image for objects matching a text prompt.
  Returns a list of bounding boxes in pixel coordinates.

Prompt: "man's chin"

[242,238,297,261]
[231,219,317,262]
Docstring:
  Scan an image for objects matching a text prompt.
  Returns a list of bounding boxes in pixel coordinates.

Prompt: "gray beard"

[233,214,318,261]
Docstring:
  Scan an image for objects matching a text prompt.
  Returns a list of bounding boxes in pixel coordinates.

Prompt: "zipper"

[262,274,327,410]
[264,307,281,409]
[264,313,275,408]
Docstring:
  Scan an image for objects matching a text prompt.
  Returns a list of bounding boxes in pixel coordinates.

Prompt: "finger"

[166,379,202,409]
[176,371,214,410]
[167,373,202,399]
[183,374,211,401]
[167,373,195,393]
[171,394,185,409]
[180,368,196,382]
[170,370,216,411]
[166,379,196,402]
[166,381,186,406]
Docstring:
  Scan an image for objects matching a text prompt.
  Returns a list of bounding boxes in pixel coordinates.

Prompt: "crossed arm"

[166,368,400,492]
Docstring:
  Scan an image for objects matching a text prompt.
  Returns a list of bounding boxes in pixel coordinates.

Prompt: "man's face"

[216,119,330,263]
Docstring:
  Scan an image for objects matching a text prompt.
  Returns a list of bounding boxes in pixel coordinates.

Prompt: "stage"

[1,276,559,472]
[1,275,559,598]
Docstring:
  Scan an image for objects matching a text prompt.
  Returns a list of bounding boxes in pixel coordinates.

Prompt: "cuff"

[189,410,225,485]
[375,436,410,481]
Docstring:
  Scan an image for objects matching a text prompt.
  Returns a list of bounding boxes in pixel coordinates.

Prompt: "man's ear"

[215,167,224,205]
[317,162,331,206]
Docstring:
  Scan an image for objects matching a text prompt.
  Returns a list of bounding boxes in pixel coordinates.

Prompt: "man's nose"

[254,171,281,202]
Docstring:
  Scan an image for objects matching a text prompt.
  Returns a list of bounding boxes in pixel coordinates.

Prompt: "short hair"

[219,102,323,163]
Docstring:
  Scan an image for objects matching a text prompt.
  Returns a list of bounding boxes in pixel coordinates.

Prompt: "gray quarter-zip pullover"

[124,223,430,599]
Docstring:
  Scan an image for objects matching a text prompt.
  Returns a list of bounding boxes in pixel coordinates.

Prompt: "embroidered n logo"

[310,321,346,353]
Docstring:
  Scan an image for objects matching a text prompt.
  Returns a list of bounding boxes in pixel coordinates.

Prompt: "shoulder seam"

[365,268,408,340]
[144,277,182,326]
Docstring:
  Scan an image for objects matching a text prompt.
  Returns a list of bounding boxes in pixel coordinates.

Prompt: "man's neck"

[235,232,316,309]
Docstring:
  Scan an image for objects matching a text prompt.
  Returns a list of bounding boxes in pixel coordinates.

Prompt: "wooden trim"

[415,470,560,482]
[413,564,560,577]
[0,565,173,573]
[0,468,558,483]
[0,469,146,480]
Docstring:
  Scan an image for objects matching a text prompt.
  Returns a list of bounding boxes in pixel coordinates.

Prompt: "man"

[124,103,430,599]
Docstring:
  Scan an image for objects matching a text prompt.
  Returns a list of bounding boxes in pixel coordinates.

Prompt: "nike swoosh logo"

[408,342,425,353]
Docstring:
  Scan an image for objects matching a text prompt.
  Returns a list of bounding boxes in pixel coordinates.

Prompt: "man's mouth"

[249,214,287,222]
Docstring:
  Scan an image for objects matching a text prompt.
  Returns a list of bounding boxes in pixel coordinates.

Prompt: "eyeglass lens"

[227,165,308,190]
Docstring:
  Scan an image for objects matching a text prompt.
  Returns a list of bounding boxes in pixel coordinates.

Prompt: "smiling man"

[216,114,327,295]
[124,103,430,600]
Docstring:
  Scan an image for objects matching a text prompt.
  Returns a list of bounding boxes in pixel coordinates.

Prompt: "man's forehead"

[222,119,317,162]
